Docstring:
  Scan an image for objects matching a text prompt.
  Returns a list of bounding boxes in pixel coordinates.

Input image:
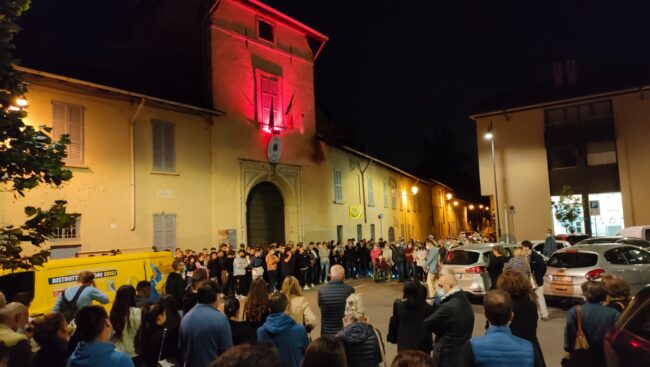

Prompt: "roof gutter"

[470,85,650,121]
[15,66,224,117]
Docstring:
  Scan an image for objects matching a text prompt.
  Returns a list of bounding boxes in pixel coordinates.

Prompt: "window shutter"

[152,121,175,171]
[383,181,388,208]
[67,105,84,165]
[153,214,164,248]
[52,102,66,141]
[164,214,177,251]
[367,176,374,207]
[163,123,175,171]
[334,169,343,203]
[270,78,280,127]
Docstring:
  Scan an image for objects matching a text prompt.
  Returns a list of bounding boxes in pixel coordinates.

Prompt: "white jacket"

[287,295,317,329]
[113,307,141,357]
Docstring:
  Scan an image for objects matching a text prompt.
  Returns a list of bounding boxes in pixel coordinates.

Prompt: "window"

[52,102,84,166]
[383,181,389,208]
[547,253,598,268]
[587,141,617,166]
[622,247,650,265]
[256,72,282,133]
[152,120,175,172]
[357,224,362,241]
[336,225,343,244]
[545,100,612,126]
[370,224,375,240]
[549,148,578,169]
[153,213,176,252]
[623,298,650,341]
[605,249,628,265]
[333,169,343,203]
[391,185,396,209]
[257,19,275,43]
[400,191,404,211]
[51,216,81,242]
[367,176,375,207]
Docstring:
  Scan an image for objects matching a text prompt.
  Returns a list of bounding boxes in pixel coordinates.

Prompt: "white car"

[531,239,571,256]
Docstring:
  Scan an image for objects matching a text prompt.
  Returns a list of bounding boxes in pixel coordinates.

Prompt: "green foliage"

[551,185,583,234]
[0,0,76,271]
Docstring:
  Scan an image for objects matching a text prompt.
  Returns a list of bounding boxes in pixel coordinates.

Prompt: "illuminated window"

[587,141,617,166]
[52,101,84,166]
[258,19,275,44]
[256,72,282,133]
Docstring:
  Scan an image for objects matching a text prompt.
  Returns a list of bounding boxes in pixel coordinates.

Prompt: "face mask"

[436,290,446,299]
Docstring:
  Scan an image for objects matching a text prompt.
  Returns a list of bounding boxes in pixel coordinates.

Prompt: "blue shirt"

[180,304,233,367]
[67,341,134,367]
[426,247,439,274]
[52,285,109,313]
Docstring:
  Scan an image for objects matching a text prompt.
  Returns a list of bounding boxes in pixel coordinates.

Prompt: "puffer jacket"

[318,281,355,336]
[338,322,382,367]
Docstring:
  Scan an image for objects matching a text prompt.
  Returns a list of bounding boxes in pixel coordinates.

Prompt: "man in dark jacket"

[166,260,187,310]
[257,292,309,367]
[318,264,355,336]
[343,240,357,278]
[424,273,475,367]
[521,240,549,320]
[393,239,406,282]
[460,290,544,367]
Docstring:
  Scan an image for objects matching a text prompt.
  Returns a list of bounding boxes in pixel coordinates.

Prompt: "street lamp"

[478,204,484,209]
[468,204,475,210]
[484,123,502,242]
[453,200,459,207]
[445,192,453,200]
[411,185,418,195]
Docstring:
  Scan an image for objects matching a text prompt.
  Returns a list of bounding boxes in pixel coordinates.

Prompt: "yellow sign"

[349,204,364,219]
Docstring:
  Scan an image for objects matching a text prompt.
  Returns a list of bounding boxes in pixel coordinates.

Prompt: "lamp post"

[484,127,502,242]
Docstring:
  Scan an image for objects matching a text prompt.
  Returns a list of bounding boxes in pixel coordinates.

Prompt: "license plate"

[455,274,463,280]
[552,275,573,282]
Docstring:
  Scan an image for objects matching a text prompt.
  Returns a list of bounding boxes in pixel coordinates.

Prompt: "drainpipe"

[130,98,146,231]
[357,160,372,224]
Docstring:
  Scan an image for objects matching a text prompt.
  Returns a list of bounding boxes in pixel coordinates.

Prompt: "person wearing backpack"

[52,271,109,322]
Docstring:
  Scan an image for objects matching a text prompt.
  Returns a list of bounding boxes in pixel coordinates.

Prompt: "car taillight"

[465,266,486,274]
[585,268,605,280]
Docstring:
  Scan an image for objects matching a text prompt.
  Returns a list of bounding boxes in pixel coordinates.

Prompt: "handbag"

[373,327,388,367]
[386,300,399,344]
[561,305,591,366]
[573,305,589,350]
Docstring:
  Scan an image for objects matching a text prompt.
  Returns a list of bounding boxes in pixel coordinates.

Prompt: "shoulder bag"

[386,299,400,344]
[157,327,180,367]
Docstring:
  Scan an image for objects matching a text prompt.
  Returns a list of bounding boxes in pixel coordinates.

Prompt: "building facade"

[471,86,650,240]
[4,0,463,257]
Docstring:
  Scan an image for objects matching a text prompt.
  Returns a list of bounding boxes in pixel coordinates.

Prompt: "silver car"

[544,244,650,302]
[441,243,519,296]
[531,239,571,255]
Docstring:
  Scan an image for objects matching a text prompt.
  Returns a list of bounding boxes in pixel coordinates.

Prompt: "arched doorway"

[388,226,396,243]
[246,182,285,246]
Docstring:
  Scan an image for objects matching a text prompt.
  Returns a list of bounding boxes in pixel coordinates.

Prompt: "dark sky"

[14,0,650,200]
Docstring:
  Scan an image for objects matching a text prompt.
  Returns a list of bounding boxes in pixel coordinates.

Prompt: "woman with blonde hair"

[338,294,384,367]
[281,276,317,333]
[503,246,532,279]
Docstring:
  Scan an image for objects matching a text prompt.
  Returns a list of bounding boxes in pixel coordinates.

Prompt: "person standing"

[165,259,187,310]
[30,312,70,367]
[405,241,416,281]
[423,273,474,367]
[414,244,428,282]
[266,244,280,292]
[0,302,32,366]
[318,264,355,336]
[394,281,434,353]
[282,276,318,333]
[295,245,310,289]
[257,292,310,367]
[66,305,134,367]
[280,245,295,286]
[393,239,406,282]
[496,271,545,366]
[180,281,232,367]
[343,240,356,278]
[487,246,507,290]
[521,241,549,320]
[425,241,439,298]
[52,271,109,321]
[338,294,384,367]
[563,281,619,367]
[110,285,142,364]
[459,290,544,367]
[318,242,331,283]
[233,249,248,297]
[542,229,557,258]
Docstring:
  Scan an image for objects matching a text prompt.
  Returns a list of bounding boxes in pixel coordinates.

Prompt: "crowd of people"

[0,235,636,367]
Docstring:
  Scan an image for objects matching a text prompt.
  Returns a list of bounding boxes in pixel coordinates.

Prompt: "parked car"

[555,234,591,245]
[617,225,650,241]
[577,236,650,248]
[531,239,571,255]
[604,285,650,367]
[441,243,519,296]
[544,244,650,302]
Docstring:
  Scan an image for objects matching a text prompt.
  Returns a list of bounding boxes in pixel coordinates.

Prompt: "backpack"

[59,285,88,322]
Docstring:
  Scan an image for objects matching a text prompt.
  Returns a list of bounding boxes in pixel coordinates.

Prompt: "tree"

[551,185,583,234]
[0,0,76,270]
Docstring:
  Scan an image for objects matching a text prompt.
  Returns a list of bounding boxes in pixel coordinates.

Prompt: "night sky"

[14,0,650,200]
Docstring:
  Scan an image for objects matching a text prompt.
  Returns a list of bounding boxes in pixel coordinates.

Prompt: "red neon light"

[630,340,641,348]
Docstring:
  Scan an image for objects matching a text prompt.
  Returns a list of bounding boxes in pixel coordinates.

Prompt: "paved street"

[303,278,568,367]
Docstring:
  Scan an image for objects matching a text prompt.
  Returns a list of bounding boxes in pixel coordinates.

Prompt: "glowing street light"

[478,204,484,209]
[445,192,453,201]
[453,200,459,207]
[16,98,28,107]
[468,204,475,210]
[411,185,418,195]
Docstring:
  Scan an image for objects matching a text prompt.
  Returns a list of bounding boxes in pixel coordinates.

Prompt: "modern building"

[471,65,650,240]
[5,0,466,257]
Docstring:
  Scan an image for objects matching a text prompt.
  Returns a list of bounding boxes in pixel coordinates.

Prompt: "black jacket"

[318,280,355,336]
[339,322,383,367]
[30,341,68,367]
[510,294,545,367]
[424,291,475,367]
[396,300,434,352]
[487,255,507,289]
[165,272,186,309]
[529,251,547,286]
